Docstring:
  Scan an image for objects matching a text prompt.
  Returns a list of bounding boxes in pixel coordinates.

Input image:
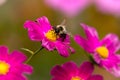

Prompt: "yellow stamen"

[96,46,109,59]
[71,76,81,80]
[45,30,58,42]
[0,61,10,75]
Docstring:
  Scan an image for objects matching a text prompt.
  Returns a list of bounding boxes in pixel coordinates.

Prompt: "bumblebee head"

[53,25,66,34]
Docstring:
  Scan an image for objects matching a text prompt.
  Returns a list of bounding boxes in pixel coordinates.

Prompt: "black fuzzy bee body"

[53,25,67,41]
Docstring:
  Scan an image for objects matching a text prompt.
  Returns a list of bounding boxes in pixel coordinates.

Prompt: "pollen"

[96,46,109,59]
[71,76,81,80]
[45,29,58,41]
[0,61,10,75]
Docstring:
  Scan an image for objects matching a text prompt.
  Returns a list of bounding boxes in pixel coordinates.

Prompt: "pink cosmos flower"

[24,16,75,57]
[95,0,120,16]
[0,45,33,80]
[74,24,120,77]
[45,0,120,17]
[0,0,6,6]
[51,61,103,80]
[45,0,90,17]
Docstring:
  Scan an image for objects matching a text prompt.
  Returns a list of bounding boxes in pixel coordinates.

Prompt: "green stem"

[26,47,44,63]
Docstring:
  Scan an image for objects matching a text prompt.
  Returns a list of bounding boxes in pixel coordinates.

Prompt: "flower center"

[0,61,10,75]
[96,46,109,59]
[71,76,81,80]
[45,29,58,42]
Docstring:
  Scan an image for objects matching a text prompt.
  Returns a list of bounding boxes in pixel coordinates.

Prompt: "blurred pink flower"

[0,0,6,6]
[51,61,103,80]
[74,24,120,77]
[24,16,75,57]
[45,0,90,17]
[94,0,120,16]
[0,45,33,80]
[45,0,120,17]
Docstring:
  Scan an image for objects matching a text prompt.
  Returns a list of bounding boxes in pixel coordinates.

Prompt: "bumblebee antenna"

[68,32,73,38]
[60,19,66,25]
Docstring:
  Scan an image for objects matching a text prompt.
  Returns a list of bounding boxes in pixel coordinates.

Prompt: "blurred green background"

[0,0,120,80]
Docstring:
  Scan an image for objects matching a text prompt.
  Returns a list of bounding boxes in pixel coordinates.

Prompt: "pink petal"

[62,61,78,75]
[111,66,120,77]
[9,51,27,63]
[24,20,44,41]
[101,34,119,46]
[42,38,55,51]
[45,0,90,17]
[101,34,120,53]
[58,35,70,44]
[0,76,5,80]
[55,42,69,57]
[79,62,94,79]
[0,45,9,60]
[36,16,52,33]
[80,23,99,44]
[52,77,66,80]
[95,0,120,16]
[51,65,67,78]
[74,35,94,53]
[6,73,26,80]
[87,75,103,80]
[100,54,120,70]
[92,53,101,64]
[21,64,33,74]
[69,46,75,54]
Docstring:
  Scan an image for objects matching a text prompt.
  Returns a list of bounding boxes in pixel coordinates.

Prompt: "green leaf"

[21,48,34,55]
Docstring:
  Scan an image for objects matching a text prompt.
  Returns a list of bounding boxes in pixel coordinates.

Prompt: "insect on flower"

[24,16,75,57]
[52,19,69,42]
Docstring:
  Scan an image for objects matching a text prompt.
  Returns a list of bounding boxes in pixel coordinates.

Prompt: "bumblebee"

[53,25,67,41]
